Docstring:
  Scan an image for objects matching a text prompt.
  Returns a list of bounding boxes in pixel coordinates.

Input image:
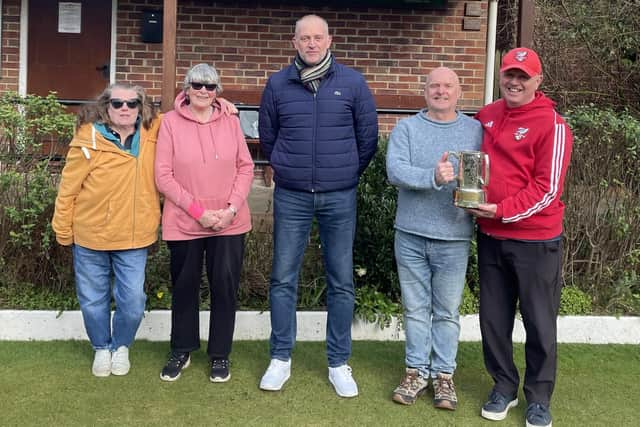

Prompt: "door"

[27,0,112,101]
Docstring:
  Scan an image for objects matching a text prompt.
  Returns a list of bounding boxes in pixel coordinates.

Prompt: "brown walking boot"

[391,368,429,405]
[433,372,458,410]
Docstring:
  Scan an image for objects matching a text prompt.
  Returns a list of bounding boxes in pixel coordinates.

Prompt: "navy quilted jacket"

[259,60,378,192]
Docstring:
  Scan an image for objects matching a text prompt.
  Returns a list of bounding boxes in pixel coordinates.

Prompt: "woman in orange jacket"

[52,83,161,377]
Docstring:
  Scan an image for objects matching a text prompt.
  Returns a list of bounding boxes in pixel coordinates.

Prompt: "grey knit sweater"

[386,109,483,241]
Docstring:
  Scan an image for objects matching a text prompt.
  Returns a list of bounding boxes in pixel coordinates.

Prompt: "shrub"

[3,95,640,319]
[0,92,75,292]
[354,137,399,300]
[354,285,401,328]
[559,286,593,316]
[459,283,480,315]
[563,106,640,312]
[144,240,172,310]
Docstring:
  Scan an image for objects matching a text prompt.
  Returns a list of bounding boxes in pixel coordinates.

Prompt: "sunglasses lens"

[191,82,217,91]
[110,99,139,109]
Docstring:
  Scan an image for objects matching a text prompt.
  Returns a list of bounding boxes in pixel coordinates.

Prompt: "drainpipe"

[484,0,499,105]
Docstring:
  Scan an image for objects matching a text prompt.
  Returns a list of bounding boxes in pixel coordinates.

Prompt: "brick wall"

[0,0,20,93]
[116,0,487,133]
[2,0,487,134]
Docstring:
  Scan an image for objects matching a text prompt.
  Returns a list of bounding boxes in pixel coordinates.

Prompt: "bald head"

[424,67,461,121]
[295,14,329,37]
[426,67,460,87]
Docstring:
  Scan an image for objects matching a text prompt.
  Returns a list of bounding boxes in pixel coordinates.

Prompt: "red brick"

[2,0,485,116]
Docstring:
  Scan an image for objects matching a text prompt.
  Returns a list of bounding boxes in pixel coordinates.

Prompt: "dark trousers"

[167,234,245,359]
[478,232,562,406]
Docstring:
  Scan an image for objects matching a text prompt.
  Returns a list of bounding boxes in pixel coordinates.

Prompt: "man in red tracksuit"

[468,47,573,427]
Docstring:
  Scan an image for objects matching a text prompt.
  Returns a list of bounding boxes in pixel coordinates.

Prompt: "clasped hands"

[197,208,235,231]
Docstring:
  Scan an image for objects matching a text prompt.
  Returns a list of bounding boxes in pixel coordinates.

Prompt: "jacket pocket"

[134,192,160,238]
[102,196,134,242]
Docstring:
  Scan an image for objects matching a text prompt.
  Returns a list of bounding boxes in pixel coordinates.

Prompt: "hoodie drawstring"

[193,122,218,162]
[91,125,97,149]
[209,124,219,160]
[196,122,207,162]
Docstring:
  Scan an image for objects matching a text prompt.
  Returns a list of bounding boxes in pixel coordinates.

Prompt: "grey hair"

[182,63,223,95]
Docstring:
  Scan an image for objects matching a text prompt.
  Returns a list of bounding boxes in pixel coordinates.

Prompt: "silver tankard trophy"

[447,150,490,208]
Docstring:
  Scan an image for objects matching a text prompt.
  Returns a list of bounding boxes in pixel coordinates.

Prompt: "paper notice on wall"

[58,2,81,34]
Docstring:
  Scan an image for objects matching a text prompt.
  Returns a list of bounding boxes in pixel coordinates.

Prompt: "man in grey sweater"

[387,67,482,410]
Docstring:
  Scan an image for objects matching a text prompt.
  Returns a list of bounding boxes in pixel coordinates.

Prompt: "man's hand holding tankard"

[435,151,456,185]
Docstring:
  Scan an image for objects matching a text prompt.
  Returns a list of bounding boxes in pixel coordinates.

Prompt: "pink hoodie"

[155,92,254,240]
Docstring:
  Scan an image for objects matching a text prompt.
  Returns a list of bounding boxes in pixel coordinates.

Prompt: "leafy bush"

[0,92,75,292]
[459,283,479,315]
[559,286,593,316]
[605,271,640,316]
[354,285,401,328]
[3,94,640,319]
[563,106,640,313]
[144,240,172,310]
[354,137,400,300]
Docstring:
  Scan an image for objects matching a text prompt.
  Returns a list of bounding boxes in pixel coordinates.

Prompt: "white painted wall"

[1,311,639,344]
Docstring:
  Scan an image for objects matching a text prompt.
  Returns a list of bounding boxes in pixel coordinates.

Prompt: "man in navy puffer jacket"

[258,14,378,398]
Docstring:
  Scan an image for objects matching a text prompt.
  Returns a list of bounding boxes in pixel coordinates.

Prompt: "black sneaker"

[481,389,518,421]
[209,358,231,383]
[160,352,190,382]
[526,402,552,427]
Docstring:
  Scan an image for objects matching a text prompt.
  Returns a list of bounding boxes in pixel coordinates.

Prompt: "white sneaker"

[111,346,130,376]
[329,364,358,398]
[92,349,111,377]
[259,358,291,391]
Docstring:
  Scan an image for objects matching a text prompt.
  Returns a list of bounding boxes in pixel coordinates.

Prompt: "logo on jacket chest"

[514,127,529,141]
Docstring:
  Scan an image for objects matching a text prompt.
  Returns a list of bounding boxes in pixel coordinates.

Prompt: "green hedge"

[1,93,638,319]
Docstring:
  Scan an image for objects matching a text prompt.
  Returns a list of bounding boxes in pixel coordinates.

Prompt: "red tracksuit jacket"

[475,91,573,240]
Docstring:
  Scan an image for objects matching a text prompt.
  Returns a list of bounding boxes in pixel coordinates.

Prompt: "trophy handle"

[481,153,490,186]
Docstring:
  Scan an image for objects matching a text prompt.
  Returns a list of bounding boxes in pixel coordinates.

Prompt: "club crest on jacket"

[514,127,529,141]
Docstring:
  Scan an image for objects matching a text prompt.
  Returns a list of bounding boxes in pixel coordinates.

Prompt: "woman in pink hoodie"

[155,63,254,383]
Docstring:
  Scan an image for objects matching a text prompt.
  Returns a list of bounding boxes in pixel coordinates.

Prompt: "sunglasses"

[190,82,218,91]
[110,99,140,109]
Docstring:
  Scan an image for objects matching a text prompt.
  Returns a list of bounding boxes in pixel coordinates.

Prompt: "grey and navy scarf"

[294,50,333,93]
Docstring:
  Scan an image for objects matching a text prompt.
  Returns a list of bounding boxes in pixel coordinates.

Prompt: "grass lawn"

[1,340,638,426]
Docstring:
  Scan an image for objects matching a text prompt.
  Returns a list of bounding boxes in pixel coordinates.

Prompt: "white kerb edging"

[1,310,639,344]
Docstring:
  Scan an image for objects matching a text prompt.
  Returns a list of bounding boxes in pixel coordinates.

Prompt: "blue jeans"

[73,244,148,350]
[269,185,357,367]
[394,230,469,377]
